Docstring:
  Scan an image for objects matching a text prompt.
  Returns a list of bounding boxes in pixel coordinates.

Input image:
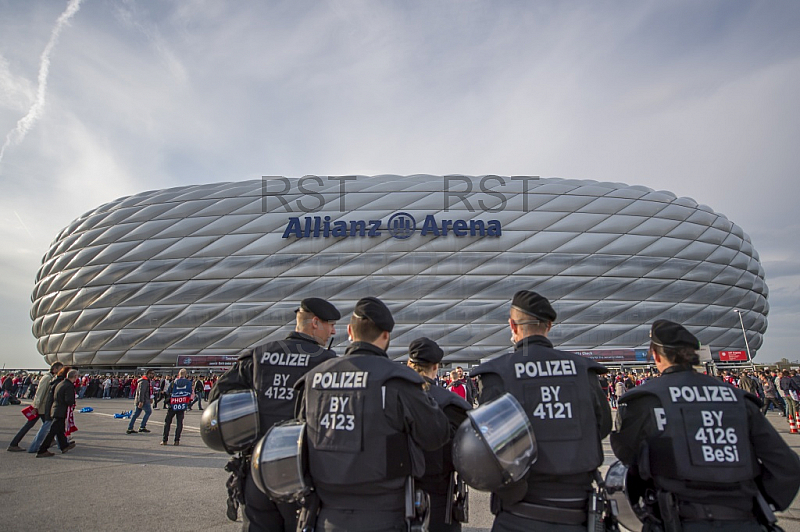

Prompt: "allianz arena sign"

[31,175,768,368]
[282,213,503,239]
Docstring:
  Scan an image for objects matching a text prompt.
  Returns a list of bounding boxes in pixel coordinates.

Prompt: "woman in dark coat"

[36,368,78,457]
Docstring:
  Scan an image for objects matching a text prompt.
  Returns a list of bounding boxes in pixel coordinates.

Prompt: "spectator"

[0,373,13,406]
[36,368,78,457]
[102,376,112,399]
[7,362,63,452]
[189,377,204,411]
[127,370,154,435]
[447,369,468,400]
[760,374,785,416]
[203,377,212,400]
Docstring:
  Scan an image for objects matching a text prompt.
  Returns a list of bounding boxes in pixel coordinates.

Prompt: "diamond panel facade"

[31,175,768,367]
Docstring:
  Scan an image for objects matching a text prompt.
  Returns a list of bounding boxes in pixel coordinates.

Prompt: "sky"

[1,0,799,368]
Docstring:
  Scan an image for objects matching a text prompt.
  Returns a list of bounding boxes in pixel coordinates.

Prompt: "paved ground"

[1,398,798,532]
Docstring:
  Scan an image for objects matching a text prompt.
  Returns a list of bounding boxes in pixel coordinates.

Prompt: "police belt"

[504,501,587,525]
[678,501,755,522]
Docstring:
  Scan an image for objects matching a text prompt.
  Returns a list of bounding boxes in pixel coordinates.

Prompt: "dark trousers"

[761,397,785,415]
[491,511,587,532]
[38,417,68,454]
[162,409,185,443]
[316,508,406,532]
[428,493,461,532]
[242,472,299,532]
[10,414,42,447]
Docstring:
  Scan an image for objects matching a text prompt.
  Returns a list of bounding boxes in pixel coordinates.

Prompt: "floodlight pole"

[734,309,753,364]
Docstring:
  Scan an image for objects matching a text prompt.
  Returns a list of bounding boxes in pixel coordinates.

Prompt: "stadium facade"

[30,175,768,368]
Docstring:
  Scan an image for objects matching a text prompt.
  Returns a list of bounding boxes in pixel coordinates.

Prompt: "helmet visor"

[218,390,259,452]
[252,421,309,501]
[467,393,536,483]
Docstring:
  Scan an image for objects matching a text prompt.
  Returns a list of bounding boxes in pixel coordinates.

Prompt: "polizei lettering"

[311,371,369,389]
[668,386,738,403]
[515,360,577,378]
[260,352,310,367]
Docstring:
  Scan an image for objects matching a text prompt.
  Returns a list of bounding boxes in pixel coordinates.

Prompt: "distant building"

[31,175,768,368]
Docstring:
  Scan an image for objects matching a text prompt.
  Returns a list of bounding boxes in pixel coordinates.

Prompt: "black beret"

[511,290,557,322]
[650,320,700,349]
[408,337,444,364]
[352,296,394,332]
[295,298,341,321]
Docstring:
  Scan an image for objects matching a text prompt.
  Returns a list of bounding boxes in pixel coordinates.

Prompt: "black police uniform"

[472,291,612,532]
[612,367,791,531]
[297,298,450,532]
[408,338,472,532]
[210,299,339,532]
[611,323,800,532]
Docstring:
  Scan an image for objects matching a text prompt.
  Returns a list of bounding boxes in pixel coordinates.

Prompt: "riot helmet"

[452,393,536,491]
[200,390,259,454]
[250,420,312,502]
[604,461,646,532]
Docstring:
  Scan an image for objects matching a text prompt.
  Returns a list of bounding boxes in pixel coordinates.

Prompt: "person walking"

[760,373,785,416]
[161,369,192,446]
[611,320,800,531]
[189,376,204,411]
[7,362,63,452]
[296,297,450,532]
[210,297,340,531]
[127,370,154,434]
[36,368,79,457]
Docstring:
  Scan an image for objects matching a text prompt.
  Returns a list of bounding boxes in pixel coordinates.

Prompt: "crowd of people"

[0,372,43,404]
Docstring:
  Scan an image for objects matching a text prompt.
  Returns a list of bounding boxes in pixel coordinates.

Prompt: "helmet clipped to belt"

[452,393,537,491]
[604,461,646,532]
[250,420,312,502]
[200,390,260,454]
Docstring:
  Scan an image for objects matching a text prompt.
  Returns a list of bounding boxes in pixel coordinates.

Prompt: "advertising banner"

[566,349,650,363]
[175,355,239,368]
[718,350,748,362]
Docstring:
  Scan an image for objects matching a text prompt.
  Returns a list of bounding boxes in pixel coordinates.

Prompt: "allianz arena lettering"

[281,213,502,239]
[31,175,768,367]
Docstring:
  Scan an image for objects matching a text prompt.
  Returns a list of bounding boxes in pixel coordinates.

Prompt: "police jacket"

[611,365,800,511]
[297,341,450,511]
[210,331,336,437]
[419,378,471,498]
[473,335,612,507]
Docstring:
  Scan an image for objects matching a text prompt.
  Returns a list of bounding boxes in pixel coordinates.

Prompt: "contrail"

[0,0,84,168]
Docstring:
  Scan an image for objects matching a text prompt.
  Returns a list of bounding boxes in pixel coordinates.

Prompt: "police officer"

[210,297,340,532]
[406,337,472,532]
[471,290,612,532]
[611,320,800,531]
[297,297,450,532]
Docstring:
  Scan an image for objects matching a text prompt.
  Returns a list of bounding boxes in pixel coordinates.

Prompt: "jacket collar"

[515,334,553,350]
[345,341,389,358]
[287,331,321,345]
[661,364,694,375]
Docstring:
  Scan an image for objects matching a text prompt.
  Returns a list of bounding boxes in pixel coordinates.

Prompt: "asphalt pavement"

[1,397,798,532]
